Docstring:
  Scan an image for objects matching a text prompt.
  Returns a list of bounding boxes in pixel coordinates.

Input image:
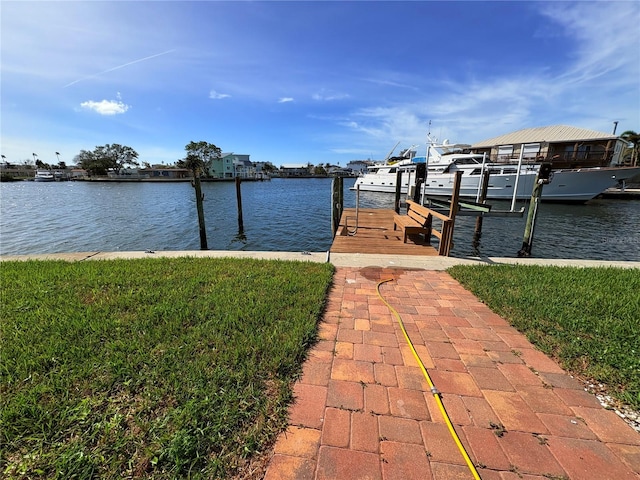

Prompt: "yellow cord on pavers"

[377,279,482,480]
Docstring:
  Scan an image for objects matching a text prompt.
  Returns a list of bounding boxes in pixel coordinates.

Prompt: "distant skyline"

[1,1,639,167]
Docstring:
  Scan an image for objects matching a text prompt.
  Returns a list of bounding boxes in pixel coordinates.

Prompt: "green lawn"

[448,264,640,410]
[3,258,637,478]
[0,258,334,479]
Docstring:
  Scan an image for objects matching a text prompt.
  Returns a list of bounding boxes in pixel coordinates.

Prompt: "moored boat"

[353,140,640,202]
[34,170,55,182]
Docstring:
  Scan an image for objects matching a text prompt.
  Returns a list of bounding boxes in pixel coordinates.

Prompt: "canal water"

[1,177,638,260]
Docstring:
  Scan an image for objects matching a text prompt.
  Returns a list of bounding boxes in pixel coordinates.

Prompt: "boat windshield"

[453,158,481,165]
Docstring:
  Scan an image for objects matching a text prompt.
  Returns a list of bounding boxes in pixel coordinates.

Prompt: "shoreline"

[1,250,638,270]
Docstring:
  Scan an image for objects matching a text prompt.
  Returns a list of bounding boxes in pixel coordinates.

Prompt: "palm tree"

[620,130,640,166]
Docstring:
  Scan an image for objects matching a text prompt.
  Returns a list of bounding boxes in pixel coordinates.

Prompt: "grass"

[448,264,640,410]
[0,257,334,479]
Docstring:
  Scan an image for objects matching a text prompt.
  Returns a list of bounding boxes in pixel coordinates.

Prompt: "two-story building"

[207,153,255,179]
[471,125,627,169]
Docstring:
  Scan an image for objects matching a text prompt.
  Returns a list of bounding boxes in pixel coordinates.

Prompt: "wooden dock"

[330,208,439,256]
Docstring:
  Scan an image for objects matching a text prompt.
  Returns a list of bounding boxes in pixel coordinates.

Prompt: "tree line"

[72,142,286,176]
[72,143,337,176]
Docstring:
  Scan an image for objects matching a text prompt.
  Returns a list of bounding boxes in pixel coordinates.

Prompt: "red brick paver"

[263,267,640,479]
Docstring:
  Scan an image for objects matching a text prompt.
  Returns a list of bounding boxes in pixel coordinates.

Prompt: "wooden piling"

[473,170,490,243]
[412,163,426,203]
[439,171,463,255]
[394,169,403,213]
[331,177,344,235]
[518,174,544,257]
[193,175,208,250]
[235,177,244,233]
[449,171,463,220]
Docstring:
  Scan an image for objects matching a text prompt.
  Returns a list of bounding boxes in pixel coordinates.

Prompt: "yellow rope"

[377,278,482,480]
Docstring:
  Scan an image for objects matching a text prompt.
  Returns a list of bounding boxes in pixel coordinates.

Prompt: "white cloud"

[80,98,130,115]
[209,90,231,99]
[312,90,350,101]
[278,97,294,103]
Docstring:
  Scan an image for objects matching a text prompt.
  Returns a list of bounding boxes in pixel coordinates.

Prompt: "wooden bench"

[393,199,454,255]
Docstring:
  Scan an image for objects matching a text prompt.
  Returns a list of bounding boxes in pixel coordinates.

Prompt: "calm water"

[1,177,639,260]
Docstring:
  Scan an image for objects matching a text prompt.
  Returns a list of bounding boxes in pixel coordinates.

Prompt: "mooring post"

[235,177,244,233]
[518,164,552,257]
[412,163,426,204]
[394,169,403,213]
[193,174,208,250]
[331,177,343,235]
[338,176,344,220]
[331,178,338,234]
[473,170,490,243]
[518,181,543,256]
[449,171,463,220]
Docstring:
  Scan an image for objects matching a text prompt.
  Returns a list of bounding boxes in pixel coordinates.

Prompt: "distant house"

[70,168,88,179]
[232,154,257,179]
[141,167,191,179]
[280,164,310,176]
[107,168,149,179]
[471,125,626,168]
[252,161,269,173]
[207,153,255,179]
[327,165,352,176]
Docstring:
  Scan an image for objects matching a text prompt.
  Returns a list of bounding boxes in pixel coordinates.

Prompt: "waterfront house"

[107,168,149,179]
[232,155,257,179]
[205,153,253,179]
[207,152,233,179]
[327,165,353,176]
[141,167,191,179]
[70,168,88,179]
[280,164,310,177]
[471,125,626,169]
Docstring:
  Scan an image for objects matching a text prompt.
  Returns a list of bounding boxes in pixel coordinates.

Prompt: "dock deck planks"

[330,208,439,255]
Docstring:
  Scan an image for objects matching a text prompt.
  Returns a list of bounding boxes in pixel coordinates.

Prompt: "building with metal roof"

[470,125,627,168]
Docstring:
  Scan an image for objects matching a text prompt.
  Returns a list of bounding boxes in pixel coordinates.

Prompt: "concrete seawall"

[1,250,638,269]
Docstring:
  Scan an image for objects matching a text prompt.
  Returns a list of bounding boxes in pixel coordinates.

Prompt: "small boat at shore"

[353,140,640,202]
[34,170,54,182]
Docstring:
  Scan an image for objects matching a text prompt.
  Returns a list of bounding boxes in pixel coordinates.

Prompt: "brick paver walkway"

[264,267,640,479]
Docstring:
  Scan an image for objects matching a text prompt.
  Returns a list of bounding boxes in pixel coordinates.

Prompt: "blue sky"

[1,1,639,167]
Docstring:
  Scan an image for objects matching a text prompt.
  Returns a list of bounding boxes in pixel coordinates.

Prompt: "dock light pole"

[55,152,61,164]
[32,153,38,164]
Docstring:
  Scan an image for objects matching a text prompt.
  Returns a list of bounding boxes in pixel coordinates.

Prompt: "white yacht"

[34,170,55,182]
[353,140,640,202]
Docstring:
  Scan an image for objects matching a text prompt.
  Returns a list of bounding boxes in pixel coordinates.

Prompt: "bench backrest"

[406,200,450,222]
